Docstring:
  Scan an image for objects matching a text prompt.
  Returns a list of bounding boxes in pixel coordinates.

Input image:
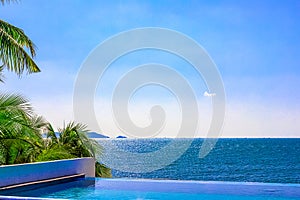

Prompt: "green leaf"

[0,19,40,75]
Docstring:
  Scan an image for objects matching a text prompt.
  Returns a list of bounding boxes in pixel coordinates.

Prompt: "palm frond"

[95,162,112,178]
[30,115,48,129]
[0,19,40,75]
[45,123,58,146]
[0,107,43,140]
[0,65,5,83]
[0,0,18,5]
[0,137,40,164]
[35,145,76,162]
[0,93,37,143]
[56,122,102,158]
[0,93,33,116]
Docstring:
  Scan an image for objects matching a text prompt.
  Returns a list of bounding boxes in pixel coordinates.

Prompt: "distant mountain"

[41,131,109,139]
[87,132,109,138]
[116,135,127,139]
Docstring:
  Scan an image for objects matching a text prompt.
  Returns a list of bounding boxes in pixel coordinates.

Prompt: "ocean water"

[97,138,300,183]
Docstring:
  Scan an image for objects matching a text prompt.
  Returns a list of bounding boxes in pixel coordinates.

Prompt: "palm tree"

[0,93,46,164]
[38,122,112,178]
[0,1,44,164]
[0,19,40,76]
[44,122,101,158]
[0,1,40,79]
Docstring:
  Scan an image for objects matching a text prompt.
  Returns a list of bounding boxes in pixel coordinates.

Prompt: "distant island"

[116,135,127,139]
[87,132,109,138]
[41,132,109,139]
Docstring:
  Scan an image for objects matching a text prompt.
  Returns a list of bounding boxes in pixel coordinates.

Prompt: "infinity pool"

[1,178,300,200]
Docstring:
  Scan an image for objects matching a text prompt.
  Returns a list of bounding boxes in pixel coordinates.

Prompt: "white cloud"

[203,91,216,97]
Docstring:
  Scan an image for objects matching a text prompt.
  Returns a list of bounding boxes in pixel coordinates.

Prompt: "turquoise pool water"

[2,178,299,200]
[43,189,298,200]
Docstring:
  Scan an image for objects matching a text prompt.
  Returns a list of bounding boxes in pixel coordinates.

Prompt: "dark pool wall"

[0,158,95,188]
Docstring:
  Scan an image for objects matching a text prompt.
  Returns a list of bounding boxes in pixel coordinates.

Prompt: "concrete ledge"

[0,173,85,190]
[0,196,59,200]
[0,158,95,188]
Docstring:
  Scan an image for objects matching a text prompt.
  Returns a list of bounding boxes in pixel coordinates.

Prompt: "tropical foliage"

[38,122,97,162]
[0,19,40,77]
[0,0,111,178]
[0,93,46,165]
[95,162,112,178]
[0,0,43,164]
[1,0,40,80]
[0,0,40,82]
[0,94,111,177]
[38,122,112,178]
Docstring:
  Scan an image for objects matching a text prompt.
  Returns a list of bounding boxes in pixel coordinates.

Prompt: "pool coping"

[0,195,64,200]
[103,178,300,187]
[91,178,300,198]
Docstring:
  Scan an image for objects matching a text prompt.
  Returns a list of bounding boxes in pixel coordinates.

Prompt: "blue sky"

[0,0,299,137]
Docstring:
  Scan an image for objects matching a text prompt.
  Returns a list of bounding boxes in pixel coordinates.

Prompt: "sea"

[96,138,300,184]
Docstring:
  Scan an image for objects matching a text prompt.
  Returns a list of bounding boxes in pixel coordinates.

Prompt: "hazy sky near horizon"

[0,0,299,138]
